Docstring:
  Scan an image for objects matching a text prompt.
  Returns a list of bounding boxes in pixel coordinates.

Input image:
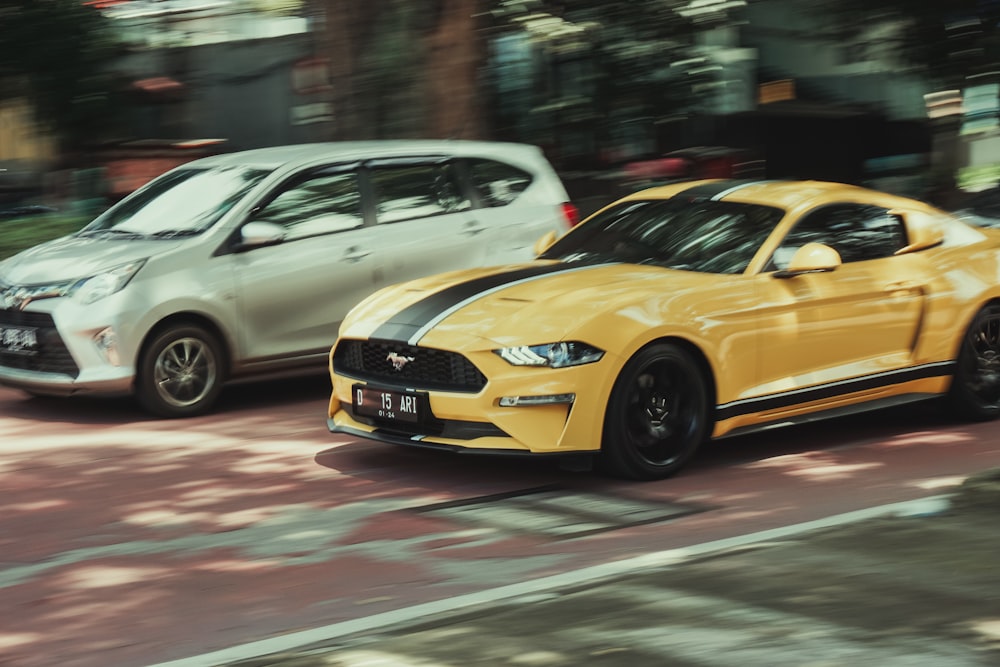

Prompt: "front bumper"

[0,297,141,398]
[328,420,538,454]
[328,346,619,454]
[0,365,133,397]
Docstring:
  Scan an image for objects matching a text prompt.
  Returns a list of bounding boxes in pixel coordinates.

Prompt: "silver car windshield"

[81,165,272,238]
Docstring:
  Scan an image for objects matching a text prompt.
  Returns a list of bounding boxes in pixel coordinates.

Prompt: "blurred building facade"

[0,101,57,208]
[6,0,995,201]
[0,101,56,163]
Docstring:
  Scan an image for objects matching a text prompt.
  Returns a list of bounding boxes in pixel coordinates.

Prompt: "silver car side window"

[372,163,472,224]
[468,159,532,207]
[253,171,363,240]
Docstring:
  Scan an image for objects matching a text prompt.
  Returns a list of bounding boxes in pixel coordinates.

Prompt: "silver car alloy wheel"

[152,336,218,408]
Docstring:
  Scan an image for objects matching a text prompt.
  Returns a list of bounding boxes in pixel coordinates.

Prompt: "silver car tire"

[137,324,224,418]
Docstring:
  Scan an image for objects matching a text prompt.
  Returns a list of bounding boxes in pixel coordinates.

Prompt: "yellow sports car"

[327,179,1000,480]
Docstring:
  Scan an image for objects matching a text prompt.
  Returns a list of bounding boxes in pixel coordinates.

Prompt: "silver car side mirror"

[238,221,286,250]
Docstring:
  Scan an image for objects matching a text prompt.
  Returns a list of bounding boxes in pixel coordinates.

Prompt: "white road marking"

[147,494,951,667]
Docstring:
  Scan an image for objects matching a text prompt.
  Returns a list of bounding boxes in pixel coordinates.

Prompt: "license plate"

[0,325,38,355]
[353,385,420,423]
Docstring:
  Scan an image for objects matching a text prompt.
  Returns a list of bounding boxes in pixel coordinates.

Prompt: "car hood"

[342,260,730,347]
[0,235,183,284]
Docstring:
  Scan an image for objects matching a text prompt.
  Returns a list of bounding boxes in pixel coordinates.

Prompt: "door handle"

[884,281,921,295]
[344,246,371,262]
[462,222,486,236]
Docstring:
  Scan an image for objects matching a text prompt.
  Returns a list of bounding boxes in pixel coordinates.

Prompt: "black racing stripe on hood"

[370,262,583,343]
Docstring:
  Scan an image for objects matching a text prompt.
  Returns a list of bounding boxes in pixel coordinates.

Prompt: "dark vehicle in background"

[621,146,766,191]
[0,204,57,220]
[562,146,767,220]
[0,161,53,220]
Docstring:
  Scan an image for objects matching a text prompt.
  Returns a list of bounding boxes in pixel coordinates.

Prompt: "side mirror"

[890,208,945,254]
[534,230,558,256]
[774,242,841,278]
[237,221,285,250]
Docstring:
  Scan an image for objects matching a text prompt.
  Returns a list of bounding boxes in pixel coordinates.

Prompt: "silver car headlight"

[495,341,604,368]
[69,259,146,305]
[2,279,74,306]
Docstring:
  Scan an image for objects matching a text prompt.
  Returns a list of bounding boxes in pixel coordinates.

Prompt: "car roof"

[631,179,940,215]
[189,140,542,170]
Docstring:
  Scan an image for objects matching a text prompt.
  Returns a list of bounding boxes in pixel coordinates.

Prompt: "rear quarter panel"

[916,237,1000,362]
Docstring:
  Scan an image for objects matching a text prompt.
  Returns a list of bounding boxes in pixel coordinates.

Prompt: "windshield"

[81,165,272,238]
[540,199,786,274]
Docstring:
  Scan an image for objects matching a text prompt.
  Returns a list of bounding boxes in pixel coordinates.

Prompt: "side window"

[252,170,362,240]
[371,163,471,224]
[771,204,908,269]
[468,159,532,207]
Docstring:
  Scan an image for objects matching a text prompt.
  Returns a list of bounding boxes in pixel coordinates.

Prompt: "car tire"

[137,324,224,418]
[947,304,1000,421]
[599,343,710,480]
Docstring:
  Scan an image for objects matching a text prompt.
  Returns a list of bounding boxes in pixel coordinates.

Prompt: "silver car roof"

[189,140,545,171]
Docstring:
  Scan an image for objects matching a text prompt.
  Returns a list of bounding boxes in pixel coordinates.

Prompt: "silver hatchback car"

[0,140,577,416]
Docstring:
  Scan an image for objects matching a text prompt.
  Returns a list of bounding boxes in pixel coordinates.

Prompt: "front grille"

[0,309,79,376]
[334,339,487,393]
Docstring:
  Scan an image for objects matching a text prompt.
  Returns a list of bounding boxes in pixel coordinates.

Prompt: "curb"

[951,466,1000,511]
[147,494,952,667]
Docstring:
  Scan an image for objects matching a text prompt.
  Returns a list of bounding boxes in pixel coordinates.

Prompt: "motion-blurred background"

[1,0,997,218]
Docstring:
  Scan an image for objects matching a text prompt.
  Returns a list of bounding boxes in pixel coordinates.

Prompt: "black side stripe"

[370,263,601,343]
[714,361,955,421]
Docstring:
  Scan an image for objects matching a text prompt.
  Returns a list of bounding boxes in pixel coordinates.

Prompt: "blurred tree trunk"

[324,0,359,139]
[314,0,486,140]
[422,0,485,139]
[315,0,377,140]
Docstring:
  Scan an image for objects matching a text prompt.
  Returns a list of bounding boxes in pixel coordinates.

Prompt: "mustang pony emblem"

[386,351,415,371]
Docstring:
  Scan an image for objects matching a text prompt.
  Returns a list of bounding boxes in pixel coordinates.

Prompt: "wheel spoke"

[626,359,698,465]
[153,337,216,407]
[974,318,1000,383]
[167,345,186,369]
[955,309,1000,413]
[187,345,205,369]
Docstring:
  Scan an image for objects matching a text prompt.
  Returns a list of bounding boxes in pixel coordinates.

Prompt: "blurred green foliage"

[0,213,91,261]
[0,0,125,153]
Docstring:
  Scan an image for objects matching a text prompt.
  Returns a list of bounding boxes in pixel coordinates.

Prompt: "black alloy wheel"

[948,304,1000,420]
[600,343,710,480]
[137,323,224,418]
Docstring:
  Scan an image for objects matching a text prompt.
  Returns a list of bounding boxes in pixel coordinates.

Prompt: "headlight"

[495,341,604,368]
[3,280,74,306]
[69,259,146,305]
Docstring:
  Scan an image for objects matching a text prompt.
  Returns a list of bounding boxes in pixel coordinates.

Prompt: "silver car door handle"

[462,222,487,236]
[344,247,371,262]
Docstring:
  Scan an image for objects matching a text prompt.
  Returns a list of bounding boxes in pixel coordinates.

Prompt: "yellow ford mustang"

[327,179,1000,480]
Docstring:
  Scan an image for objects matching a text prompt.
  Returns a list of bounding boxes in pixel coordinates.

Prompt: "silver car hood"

[1,235,186,285]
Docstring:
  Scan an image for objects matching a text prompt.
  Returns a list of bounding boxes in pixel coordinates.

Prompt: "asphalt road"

[2,376,1000,667]
[217,481,1000,667]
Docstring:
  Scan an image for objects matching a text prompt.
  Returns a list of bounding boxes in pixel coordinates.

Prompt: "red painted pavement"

[2,376,999,667]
